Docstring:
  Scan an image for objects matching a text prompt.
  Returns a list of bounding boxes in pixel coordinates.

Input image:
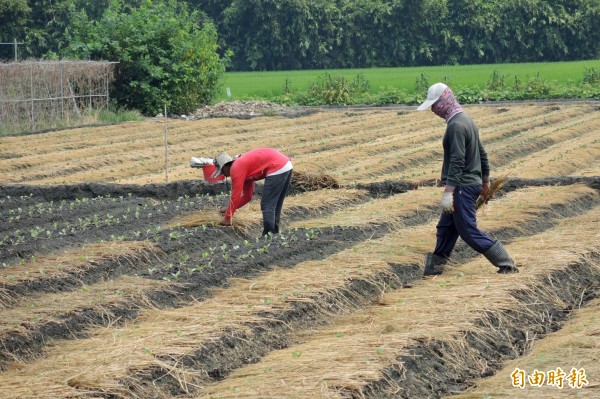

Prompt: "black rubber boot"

[483,241,520,274]
[423,253,448,276]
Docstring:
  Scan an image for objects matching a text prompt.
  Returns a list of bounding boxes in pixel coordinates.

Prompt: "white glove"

[440,187,455,214]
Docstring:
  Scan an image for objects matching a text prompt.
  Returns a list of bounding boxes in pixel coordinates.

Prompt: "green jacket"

[441,112,490,187]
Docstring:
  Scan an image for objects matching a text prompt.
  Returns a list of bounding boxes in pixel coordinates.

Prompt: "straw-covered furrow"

[293,183,599,232]
[0,104,594,186]
[448,298,600,399]
[0,241,158,308]
[165,189,369,234]
[361,110,600,185]
[332,106,588,184]
[199,206,600,399]
[0,186,597,376]
[577,156,600,177]
[291,186,439,229]
[486,111,600,164]
[497,129,600,179]
[0,184,595,398]
[316,105,579,183]
[474,105,586,147]
[1,184,593,373]
[0,275,174,370]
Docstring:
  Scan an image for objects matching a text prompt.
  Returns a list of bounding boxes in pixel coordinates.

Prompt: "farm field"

[0,102,599,398]
[219,60,600,100]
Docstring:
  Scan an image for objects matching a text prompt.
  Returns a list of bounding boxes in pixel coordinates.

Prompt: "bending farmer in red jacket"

[212,148,293,236]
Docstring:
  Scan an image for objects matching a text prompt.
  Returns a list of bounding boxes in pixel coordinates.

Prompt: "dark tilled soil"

[0,180,228,204]
[112,198,600,397]
[503,176,600,191]
[352,254,600,399]
[1,177,599,390]
[360,175,600,199]
[0,193,229,265]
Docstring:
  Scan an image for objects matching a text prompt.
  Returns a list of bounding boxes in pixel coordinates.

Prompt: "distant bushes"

[272,69,600,106]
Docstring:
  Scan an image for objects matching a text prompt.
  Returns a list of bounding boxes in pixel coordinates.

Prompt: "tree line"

[1,0,598,113]
[2,0,599,70]
[204,0,600,71]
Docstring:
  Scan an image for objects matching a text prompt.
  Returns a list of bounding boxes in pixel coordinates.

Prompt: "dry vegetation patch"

[0,241,157,307]
[0,275,171,338]
[2,104,596,186]
[292,186,439,228]
[450,298,600,398]
[0,184,594,398]
[199,206,600,399]
[166,188,367,233]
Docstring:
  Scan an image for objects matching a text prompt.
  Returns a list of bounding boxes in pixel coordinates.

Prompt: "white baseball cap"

[211,152,234,178]
[417,83,449,111]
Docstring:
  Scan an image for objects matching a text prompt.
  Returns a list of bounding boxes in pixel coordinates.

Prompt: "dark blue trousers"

[261,170,292,235]
[433,185,495,257]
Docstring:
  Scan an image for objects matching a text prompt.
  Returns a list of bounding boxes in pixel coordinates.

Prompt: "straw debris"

[477,175,509,209]
[291,170,340,192]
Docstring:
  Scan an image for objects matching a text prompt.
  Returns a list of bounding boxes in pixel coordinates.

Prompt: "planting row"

[0,183,597,397]
[1,104,597,187]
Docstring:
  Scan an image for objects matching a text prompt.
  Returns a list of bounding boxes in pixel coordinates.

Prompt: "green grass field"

[219,59,600,101]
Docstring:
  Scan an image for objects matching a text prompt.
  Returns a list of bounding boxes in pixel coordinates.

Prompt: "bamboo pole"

[164,104,169,183]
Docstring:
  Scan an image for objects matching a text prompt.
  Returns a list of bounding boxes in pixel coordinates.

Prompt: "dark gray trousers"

[261,170,292,235]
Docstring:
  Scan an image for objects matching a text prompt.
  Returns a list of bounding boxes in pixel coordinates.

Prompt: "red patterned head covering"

[431,88,463,123]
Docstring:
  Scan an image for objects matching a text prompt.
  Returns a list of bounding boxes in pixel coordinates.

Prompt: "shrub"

[312,73,369,105]
[64,0,228,115]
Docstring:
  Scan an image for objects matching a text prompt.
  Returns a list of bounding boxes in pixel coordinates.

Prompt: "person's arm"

[479,140,490,181]
[237,180,255,209]
[224,166,257,220]
[225,172,246,219]
[479,139,492,202]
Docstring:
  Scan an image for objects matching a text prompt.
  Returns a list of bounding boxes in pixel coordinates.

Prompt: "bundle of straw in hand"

[476,175,509,209]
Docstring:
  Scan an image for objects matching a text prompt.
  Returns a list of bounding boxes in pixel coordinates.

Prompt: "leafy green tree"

[64,0,228,115]
[220,0,350,70]
[0,0,30,59]
[0,0,112,59]
[188,0,233,21]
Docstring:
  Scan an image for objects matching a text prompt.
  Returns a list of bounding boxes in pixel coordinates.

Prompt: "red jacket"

[225,148,291,218]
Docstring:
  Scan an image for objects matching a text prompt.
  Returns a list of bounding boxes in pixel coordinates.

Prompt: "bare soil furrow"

[198,206,600,399]
[0,186,592,396]
[1,104,599,398]
[0,275,171,370]
[355,255,600,399]
[449,297,600,398]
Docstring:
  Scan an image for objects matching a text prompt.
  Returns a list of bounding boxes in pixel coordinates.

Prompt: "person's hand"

[480,180,492,204]
[219,207,227,215]
[219,216,232,226]
[440,186,455,214]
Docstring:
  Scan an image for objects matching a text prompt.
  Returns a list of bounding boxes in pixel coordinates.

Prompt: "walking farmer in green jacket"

[417,83,519,276]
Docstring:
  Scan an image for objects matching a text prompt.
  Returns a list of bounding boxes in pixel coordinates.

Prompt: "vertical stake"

[164,104,169,183]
